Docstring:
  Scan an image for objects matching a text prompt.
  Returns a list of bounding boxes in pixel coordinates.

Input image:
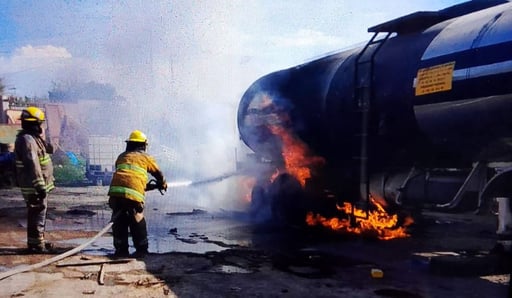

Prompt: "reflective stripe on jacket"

[108,150,164,203]
[15,132,55,197]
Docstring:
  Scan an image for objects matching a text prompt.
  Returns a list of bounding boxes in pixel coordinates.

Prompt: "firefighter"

[14,106,55,253]
[108,130,167,258]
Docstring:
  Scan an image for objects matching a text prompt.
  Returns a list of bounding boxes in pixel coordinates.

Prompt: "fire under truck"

[237,0,512,243]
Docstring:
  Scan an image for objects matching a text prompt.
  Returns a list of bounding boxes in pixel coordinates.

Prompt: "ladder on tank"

[352,31,391,219]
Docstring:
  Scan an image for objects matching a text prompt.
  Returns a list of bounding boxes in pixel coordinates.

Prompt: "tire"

[268,173,307,226]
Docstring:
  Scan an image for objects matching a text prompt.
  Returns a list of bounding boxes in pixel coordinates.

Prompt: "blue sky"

[0,0,466,100]
[0,0,470,206]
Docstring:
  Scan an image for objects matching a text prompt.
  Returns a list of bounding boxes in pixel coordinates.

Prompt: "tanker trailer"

[238,0,512,226]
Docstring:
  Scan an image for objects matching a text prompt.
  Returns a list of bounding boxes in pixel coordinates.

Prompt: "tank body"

[238,1,512,169]
[238,1,512,208]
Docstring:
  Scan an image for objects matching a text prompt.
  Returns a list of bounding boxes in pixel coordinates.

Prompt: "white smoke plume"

[0,0,463,211]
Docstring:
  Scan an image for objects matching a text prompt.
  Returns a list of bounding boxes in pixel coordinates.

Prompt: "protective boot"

[28,241,55,254]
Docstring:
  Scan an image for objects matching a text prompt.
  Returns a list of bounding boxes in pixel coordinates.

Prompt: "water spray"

[168,180,193,188]
[166,171,242,188]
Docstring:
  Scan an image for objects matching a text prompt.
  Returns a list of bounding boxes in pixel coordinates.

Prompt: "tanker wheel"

[268,173,308,227]
[249,184,271,222]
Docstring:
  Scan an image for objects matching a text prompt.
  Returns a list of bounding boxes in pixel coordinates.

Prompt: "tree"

[52,151,86,186]
[48,80,117,102]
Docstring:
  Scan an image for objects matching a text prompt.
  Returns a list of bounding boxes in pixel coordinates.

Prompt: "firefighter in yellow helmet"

[14,106,55,253]
[108,130,167,258]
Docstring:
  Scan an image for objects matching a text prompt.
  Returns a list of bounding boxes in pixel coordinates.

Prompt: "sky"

[0,0,467,209]
[0,0,467,99]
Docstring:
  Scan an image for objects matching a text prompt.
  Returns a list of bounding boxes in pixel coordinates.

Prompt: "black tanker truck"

[237,0,512,226]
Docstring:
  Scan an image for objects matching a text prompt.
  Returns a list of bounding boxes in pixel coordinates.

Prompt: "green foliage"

[53,153,86,185]
[48,80,118,102]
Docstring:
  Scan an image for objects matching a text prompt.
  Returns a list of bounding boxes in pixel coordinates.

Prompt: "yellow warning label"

[415,62,455,96]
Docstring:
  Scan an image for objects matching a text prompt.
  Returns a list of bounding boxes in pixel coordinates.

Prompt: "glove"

[135,202,144,213]
[45,142,55,154]
[108,197,116,210]
[28,190,46,211]
[160,180,168,192]
[36,188,47,200]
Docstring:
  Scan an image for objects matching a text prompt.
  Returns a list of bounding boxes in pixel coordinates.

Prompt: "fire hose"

[0,173,236,281]
[0,214,118,281]
[0,180,167,281]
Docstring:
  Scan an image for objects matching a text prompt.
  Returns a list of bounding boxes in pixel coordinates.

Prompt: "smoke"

[0,0,463,211]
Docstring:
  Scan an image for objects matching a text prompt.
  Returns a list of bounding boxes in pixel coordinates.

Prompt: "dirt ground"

[0,186,510,298]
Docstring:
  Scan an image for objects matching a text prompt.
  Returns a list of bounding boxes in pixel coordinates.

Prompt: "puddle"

[53,200,253,256]
[209,265,253,274]
[42,188,256,256]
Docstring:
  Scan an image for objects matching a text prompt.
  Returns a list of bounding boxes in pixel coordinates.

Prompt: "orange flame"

[306,198,414,240]
[241,177,257,203]
[266,123,412,240]
[268,125,325,187]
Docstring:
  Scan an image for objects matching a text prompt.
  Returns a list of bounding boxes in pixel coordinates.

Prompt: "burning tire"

[268,173,308,227]
[249,184,272,222]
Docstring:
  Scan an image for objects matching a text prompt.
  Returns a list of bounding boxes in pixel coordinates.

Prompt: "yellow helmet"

[126,130,148,143]
[20,106,45,122]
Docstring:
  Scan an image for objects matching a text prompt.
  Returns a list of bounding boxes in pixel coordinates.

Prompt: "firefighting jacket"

[108,150,165,203]
[14,131,55,197]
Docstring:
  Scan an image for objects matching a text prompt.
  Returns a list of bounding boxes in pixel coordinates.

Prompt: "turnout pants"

[25,194,48,249]
[109,197,148,255]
